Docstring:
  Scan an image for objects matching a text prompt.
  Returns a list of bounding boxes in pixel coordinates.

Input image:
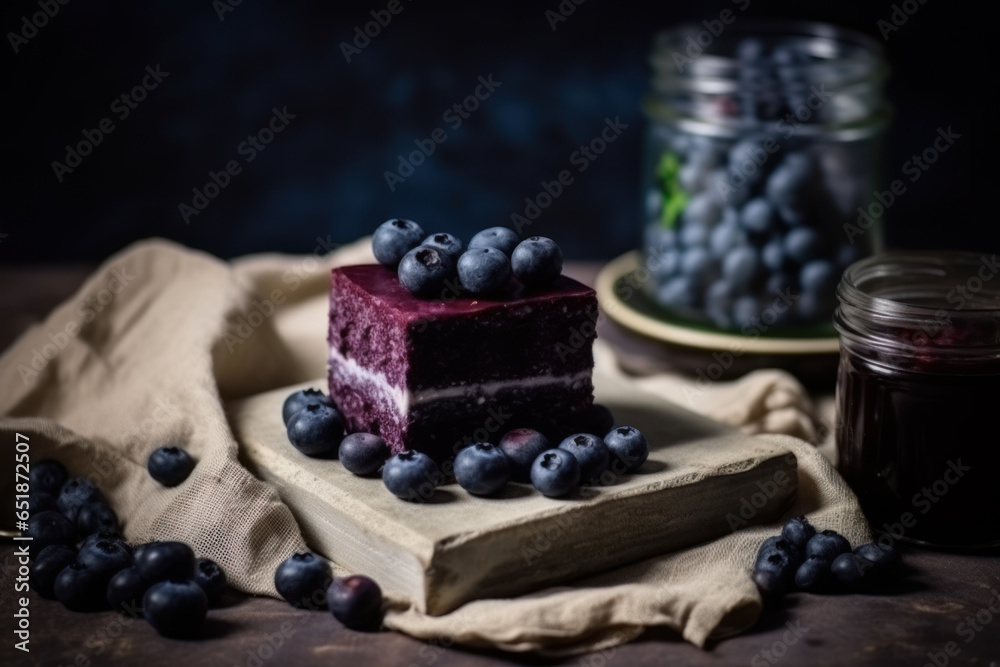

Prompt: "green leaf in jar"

[655,151,689,229]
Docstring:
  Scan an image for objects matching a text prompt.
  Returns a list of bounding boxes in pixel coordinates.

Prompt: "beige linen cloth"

[0,238,868,654]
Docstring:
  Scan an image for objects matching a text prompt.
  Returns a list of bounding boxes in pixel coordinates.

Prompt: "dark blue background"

[4,0,997,262]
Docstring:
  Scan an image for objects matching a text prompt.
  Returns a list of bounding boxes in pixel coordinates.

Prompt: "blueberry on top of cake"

[327,225,598,460]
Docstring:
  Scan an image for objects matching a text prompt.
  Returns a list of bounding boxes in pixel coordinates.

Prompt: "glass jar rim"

[835,251,1000,365]
[646,19,891,139]
[838,251,1000,317]
[650,19,888,87]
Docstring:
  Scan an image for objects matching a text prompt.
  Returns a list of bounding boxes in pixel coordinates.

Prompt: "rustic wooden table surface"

[1,262,999,667]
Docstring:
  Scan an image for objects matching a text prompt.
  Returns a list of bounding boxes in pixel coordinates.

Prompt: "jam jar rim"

[835,251,1000,367]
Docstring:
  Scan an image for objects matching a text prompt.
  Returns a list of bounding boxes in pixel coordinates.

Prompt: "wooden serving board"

[227,348,797,615]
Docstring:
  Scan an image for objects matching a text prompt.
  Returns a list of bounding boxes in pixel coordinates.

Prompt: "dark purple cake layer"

[328,265,598,390]
[327,264,599,457]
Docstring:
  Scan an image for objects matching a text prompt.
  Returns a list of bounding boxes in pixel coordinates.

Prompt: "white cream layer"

[328,347,591,415]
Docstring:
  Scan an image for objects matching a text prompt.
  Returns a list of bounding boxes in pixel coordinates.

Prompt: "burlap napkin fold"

[0,238,869,653]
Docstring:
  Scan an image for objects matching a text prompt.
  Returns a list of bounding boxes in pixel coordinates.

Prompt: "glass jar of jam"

[835,252,1000,548]
[641,20,889,333]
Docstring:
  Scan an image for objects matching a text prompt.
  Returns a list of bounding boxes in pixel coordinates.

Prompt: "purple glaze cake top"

[333,264,596,319]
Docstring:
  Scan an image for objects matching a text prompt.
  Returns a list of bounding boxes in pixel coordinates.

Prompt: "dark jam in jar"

[835,252,1000,548]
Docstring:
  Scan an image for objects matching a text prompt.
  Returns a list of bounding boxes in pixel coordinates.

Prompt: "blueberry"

[29,491,59,514]
[135,541,195,583]
[372,218,425,267]
[76,502,119,537]
[755,547,799,588]
[83,530,129,553]
[458,247,512,295]
[558,434,610,483]
[780,516,816,551]
[144,580,208,638]
[645,189,663,219]
[679,222,709,248]
[645,225,677,254]
[24,510,76,555]
[382,450,440,501]
[30,459,68,496]
[498,429,551,483]
[732,295,760,327]
[680,247,714,285]
[339,433,390,476]
[657,275,698,309]
[753,568,787,601]
[805,530,851,561]
[766,157,812,210]
[762,237,786,271]
[78,535,132,580]
[722,246,759,285]
[192,558,227,604]
[603,426,649,474]
[755,536,802,571]
[454,443,511,496]
[398,246,456,297]
[710,218,746,259]
[794,555,832,592]
[286,403,345,457]
[683,193,723,227]
[727,140,768,184]
[421,232,463,260]
[468,226,520,256]
[147,446,196,487]
[329,575,383,631]
[800,260,838,294]
[511,237,563,288]
[740,198,775,233]
[275,552,332,608]
[652,249,681,279]
[705,279,737,328]
[30,544,77,599]
[131,542,153,564]
[55,562,107,611]
[530,449,581,498]
[854,542,899,569]
[830,552,873,586]
[585,404,615,441]
[783,227,822,264]
[57,477,101,522]
[679,159,711,193]
[282,388,334,425]
[107,567,150,613]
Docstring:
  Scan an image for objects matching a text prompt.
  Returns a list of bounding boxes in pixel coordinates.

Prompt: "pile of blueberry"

[372,219,564,297]
[273,552,383,631]
[645,42,870,331]
[753,515,900,599]
[283,388,647,500]
[25,458,226,638]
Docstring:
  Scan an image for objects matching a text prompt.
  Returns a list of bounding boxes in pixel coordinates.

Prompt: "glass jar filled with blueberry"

[641,21,890,332]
